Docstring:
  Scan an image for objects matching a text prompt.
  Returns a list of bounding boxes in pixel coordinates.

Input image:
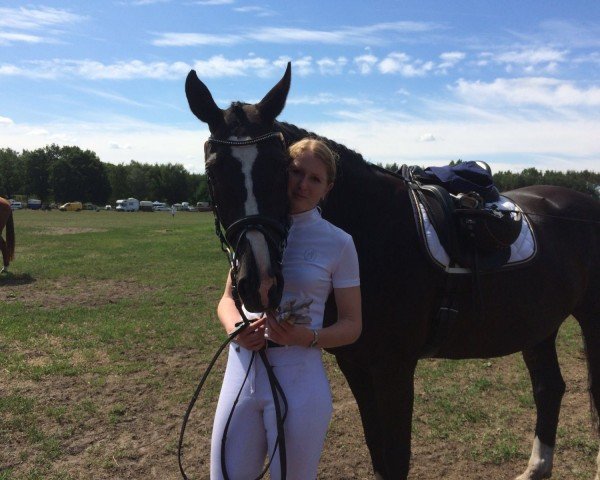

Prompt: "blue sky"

[1,1,599,174]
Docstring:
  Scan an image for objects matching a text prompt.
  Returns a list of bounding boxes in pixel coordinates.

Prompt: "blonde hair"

[288,138,337,183]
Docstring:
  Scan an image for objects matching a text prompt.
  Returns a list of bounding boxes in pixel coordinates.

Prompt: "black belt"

[267,340,285,348]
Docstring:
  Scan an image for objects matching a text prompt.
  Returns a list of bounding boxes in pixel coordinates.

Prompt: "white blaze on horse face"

[231,143,274,308]
[231,145,259,215]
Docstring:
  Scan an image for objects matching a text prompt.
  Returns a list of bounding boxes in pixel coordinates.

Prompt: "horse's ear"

[257,62,291,122]
[185,70,224,129]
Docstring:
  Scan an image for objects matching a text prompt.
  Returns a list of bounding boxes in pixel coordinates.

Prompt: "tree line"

[379,162,600,198]
[1,144,598,205]
[0,145,209,205]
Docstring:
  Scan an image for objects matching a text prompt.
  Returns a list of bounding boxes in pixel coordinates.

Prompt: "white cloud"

[0,59,191,80]
[130,0,171,5]
[152,21,440,47]
[0,56,320,80]
[0,6,85,45]
[0,32,46,44]
[191,55,273,78]
[495,47,568,65]
[437,51,465,72]
[310,116,600,172]
[287,93,365,107]
[233,6,276,17]
[316,57,347,75]
[26,128,49,136]
[191,0,234,5]
[0,65,23,75]
[109,142,132,150]
[354,54,378,74]
[440,51,466,63]
[0,116,14,126]
[75,87,150,107]
[378,52,434,77]
[0,6,85,30]
[453,77,600,109]
[151,32,239,46]
[418,133,436,142]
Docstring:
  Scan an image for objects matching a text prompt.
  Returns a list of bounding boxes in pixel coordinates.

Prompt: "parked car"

[59,202,83,211]
[27,199,42,210]
[152,202,170,211]
[9,201,23,210]
[139,200,154,212]
[83,203,100,211]
[105,205,112,210]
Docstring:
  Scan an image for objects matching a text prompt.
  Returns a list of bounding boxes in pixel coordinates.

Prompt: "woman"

[211,138,362,479]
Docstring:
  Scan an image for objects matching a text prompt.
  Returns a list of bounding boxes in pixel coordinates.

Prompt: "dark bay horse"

[0,197,16,273]
[185,63,600,479]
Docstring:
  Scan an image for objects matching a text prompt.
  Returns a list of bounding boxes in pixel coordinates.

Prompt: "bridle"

[206,131,289,283]
[178,131,291,480]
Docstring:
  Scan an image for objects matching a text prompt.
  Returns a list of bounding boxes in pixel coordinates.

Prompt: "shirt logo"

[304,248,316,261]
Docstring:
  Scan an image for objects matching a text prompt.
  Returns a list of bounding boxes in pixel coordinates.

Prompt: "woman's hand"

[231,316,267,351]
[264,312,312,347]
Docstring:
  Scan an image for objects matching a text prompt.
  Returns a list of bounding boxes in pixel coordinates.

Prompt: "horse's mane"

[275,121,374,180]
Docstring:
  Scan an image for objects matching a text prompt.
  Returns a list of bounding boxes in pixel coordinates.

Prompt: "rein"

[178,131,290,480]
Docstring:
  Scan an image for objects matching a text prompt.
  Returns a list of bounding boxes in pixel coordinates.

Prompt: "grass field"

[0,209,597,479]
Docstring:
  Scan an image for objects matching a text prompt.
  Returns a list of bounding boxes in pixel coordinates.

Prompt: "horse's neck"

[278,122,411,229]
[325,157,412,238]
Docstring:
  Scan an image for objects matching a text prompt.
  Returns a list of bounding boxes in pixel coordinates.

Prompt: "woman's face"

[287,151,333,214]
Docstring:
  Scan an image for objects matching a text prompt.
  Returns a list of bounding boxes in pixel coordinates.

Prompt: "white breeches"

[211,344,333,480]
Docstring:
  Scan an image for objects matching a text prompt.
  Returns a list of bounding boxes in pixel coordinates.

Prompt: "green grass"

[0,209,596,479]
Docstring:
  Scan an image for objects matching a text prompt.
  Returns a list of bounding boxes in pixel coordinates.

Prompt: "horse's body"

[185,64,600,479]
[0,197,16,273]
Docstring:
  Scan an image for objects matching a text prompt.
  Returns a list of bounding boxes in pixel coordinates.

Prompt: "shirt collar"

[290,207,320,227]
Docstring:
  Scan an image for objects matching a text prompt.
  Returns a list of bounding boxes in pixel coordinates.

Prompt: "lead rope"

[177,318,249,480]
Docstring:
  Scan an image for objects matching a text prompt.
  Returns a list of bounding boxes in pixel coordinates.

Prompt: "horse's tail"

[6,211,15,261]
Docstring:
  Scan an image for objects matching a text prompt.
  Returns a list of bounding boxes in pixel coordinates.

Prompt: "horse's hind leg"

[574,308,600,480]
[516,330,565,480]
[0,236,7,272]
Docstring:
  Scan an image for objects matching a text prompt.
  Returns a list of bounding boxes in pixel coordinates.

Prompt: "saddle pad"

[417,195,536,273]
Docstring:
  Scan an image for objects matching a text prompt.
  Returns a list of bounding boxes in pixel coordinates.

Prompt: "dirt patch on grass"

[1,345,596,480]
[34,227,108,235]
[0,277,156,308]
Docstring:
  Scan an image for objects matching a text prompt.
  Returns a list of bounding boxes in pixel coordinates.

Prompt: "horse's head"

[185,63,291,312]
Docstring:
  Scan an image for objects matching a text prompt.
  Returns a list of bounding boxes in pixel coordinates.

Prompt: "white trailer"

[116,198,140,212]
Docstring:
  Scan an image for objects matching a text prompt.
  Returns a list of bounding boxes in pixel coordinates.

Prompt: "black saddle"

[402,163,523,271]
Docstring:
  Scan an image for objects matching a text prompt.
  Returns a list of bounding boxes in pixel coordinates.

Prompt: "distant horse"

[0,197,16,273]
[185,63,600,479]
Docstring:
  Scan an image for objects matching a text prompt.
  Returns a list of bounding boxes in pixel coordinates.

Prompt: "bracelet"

[309,329,319,348]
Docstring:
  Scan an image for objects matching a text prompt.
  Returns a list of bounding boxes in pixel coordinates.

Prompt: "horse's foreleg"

[516,330,564,480]
[336,356,386,478]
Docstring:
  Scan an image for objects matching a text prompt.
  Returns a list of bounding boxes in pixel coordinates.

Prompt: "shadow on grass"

[0,272,36,286]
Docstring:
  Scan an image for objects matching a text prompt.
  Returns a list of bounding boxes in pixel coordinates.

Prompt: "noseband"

[206,132,289,285]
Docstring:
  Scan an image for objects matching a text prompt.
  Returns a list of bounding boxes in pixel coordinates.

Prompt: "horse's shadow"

[0,272,36,287]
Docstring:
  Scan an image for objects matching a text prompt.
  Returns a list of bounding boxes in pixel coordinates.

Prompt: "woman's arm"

[265,285,362,348]
[218,272,266,351]
[314,285,362,348]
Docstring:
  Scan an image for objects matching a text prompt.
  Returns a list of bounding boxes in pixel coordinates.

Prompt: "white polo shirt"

[281,208,360,330]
